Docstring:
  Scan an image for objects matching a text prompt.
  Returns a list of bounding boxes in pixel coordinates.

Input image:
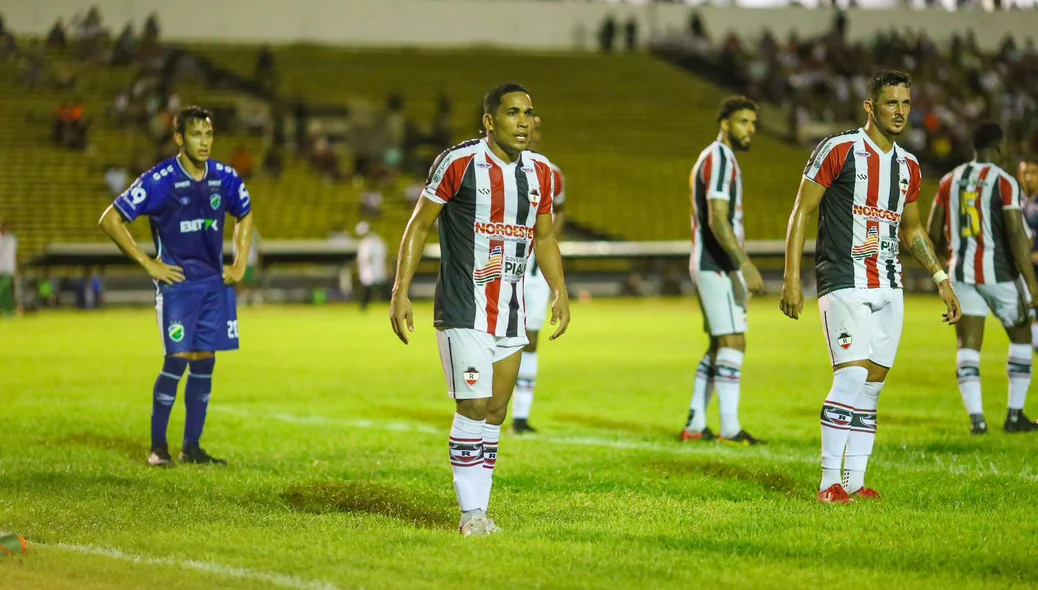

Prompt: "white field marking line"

[21,540,342,590]
[213,407,1038,482]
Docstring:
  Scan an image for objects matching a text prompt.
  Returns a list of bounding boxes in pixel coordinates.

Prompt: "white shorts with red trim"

[436,328,527,400]
[954,280,1029,327]
[818,287,904,369]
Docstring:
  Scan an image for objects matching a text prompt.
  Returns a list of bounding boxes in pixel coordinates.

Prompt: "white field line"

[213,407,1038,482]
[20,540,343,590]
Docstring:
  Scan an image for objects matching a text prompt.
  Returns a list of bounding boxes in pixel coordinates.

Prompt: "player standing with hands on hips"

[389,83,570,536]
[780,71,961,504]
[99,106,254,467]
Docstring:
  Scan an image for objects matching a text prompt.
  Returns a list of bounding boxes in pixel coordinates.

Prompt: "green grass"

[1,297,1037,589]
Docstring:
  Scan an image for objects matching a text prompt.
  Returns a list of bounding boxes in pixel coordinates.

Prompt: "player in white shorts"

[681,96,766,445]
[511,115,566,434]
[389,83,570,536]
[927,122,1038,434]
[781,70,961,504]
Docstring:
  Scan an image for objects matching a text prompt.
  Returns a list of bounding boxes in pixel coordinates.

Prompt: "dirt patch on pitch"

[281,481,452,528]
[48,433,144,461]
[645,457,799,496]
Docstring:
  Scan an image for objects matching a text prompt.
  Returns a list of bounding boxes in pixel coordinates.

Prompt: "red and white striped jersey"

[690,141,744,272]
[424,138,555,337]
[526,160,565,278]
[803,128,923,296]
[934,161,1022,284]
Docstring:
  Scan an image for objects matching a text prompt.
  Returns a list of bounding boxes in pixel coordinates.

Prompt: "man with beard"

[680,95,765,445]
[779,70,961,503]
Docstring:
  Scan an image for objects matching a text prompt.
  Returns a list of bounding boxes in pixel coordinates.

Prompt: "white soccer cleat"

[458,514,494,536]
[483,518,503,534]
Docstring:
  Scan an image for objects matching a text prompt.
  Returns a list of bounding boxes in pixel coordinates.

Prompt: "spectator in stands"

[0,221,17,318]
[310,136,343,182]
[598,15,616,53]
[54,99,88,150]
[360,181,384,219]
[230,144,255,179]
[255,45,276,90]
[111,24,137,67]
[623,18,638,53]
[262,147,283,179]
[104,162,129,196]
[142,12,160,44]
[46,19,68,51]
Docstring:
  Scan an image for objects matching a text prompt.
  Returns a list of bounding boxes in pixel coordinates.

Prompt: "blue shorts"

[156,279,239,355]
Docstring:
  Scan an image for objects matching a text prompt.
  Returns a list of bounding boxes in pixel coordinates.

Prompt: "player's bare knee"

[455,398,489,421]
[1007,323,1031,345]
[866,363,890,382]
[717,333,746,352]
[486,401,509,426]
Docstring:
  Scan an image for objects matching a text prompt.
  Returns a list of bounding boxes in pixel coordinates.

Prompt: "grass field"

[2,296,1038,589]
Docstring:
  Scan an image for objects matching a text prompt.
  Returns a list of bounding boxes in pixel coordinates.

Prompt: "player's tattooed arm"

[706,199,748,267]
[901,201,943,276]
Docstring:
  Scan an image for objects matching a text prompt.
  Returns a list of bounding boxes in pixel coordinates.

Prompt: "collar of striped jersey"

[175,154,209,182]
[481,138,521,169]
[858,127,898,157]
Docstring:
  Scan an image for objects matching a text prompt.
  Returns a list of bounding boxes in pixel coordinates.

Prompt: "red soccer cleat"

[679,427,716,442]
[850,487,881,500]
[817,484,853,504]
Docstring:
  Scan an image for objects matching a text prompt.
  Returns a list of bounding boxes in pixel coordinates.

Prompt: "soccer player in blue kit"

[99,106,255,467]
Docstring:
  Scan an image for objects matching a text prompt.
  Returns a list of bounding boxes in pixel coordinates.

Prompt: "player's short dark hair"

[717,95,758,123]
[1020,154,1038,167]
[483,83,529,117]
[174,106,213,136]
[971,121,1004,152]
[866,70,912,103]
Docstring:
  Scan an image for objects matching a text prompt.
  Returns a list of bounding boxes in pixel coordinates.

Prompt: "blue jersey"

[113,156,252,285]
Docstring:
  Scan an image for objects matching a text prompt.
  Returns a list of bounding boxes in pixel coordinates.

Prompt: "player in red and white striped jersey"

[681,96,765,446]
[512,115,567,434]
[389,83,570,536]
[780,70,962,504]
[927,122,1038,434]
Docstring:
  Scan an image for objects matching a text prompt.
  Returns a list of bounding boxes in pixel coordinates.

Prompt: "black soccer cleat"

[179,444,228,465]
[148,446,174,467]
[511,419,538,435]
[970,414,988,436]
[719,430,766,446]
[1004,410,1038,433]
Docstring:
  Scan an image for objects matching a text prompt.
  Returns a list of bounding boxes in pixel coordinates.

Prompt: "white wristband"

[933,270,949,284]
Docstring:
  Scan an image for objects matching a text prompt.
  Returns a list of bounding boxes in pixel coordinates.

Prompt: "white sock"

[449,413,485,513]
[844,380,883,493]
[476,423,500,512]
[715,348,744,439]
[685,354,713,432]
[820,366,868,491]
[956,348,983,415]
[1032,323,1038,352]
[512,351,538,420]
[1008,343,1032,410]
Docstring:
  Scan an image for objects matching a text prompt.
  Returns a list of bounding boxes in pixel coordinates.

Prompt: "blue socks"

[184,358,216,447]
[152,357,188,449]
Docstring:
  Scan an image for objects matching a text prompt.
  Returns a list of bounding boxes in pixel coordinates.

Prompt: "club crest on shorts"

[210,193,221,210]
[463,366,480,386]
[168,321,185,343]
[837,331,853,349]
